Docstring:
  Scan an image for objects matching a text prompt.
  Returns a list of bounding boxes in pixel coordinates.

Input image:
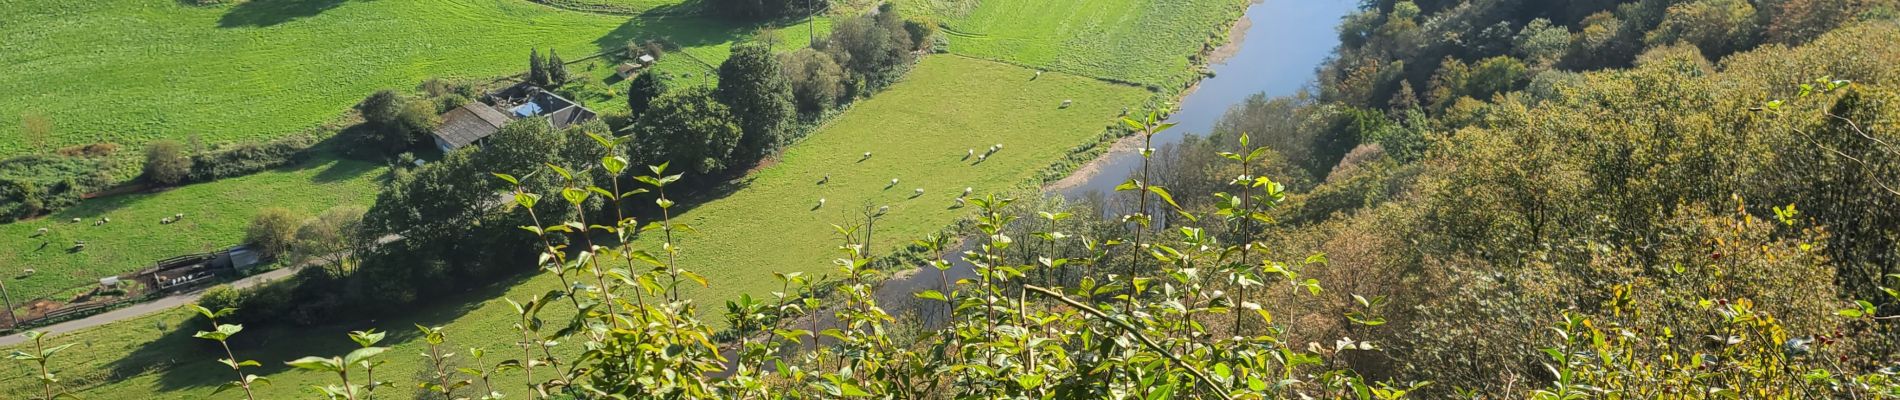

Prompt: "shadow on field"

[308,157,381,184]
[110,271,539,393]
[218,0,354,28]
[590,3,813,59]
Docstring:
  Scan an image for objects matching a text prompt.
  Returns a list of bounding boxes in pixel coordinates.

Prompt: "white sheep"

[70,217,80,223]
[977,154,988,162]
[913,188,925,197]
[175,213,184,219]
[954,197,967,207]
[862,151,873,159]
[35,227,48,235]
[995,143,1004,150]
[1060,99,1072,108]
[890,178,900,186]
[817,198,827,208]
[962,187,973,197]
[966,149,974,158]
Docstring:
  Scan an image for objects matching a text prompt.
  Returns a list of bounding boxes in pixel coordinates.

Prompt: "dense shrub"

[629,86,743,175]
[245,207,300,258]
[184,134,315,183]
[717,40,797,161]
[0,154,107,221]
[626,70,670,118]
[780,48,846,115]
[142,140,193,186]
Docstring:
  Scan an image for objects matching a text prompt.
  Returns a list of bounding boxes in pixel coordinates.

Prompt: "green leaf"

[285,356,343,372]
[514,192,541,209]
[1147,185,1181,211]
[601,156,628,174]
[914,290,948,302]
[491,172,520,186]
[344,347,388,366]
[561,187,589,206]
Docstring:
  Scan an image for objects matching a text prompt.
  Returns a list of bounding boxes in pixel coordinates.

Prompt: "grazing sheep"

[71,217,81,223]
[913,188,925,197]
[995,143,1003,150]
[1060,99,1073,108]
[34,227,48,236]
[174,213,184,220]
[890,178,900,186]
[21,269,33,275]
[966,148,974,158]
[962,187,973,197]
[862,151,873,160]
[93,219,104,226]
[954,197,967,207]
[977,154,988,162]
[817,198,827,208]
[103,217,110,223]
[818,175,829,185]
[161,217,174,225]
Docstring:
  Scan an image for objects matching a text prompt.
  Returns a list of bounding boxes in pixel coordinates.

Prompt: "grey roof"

[431,103,511,150]
[526,91,596,130]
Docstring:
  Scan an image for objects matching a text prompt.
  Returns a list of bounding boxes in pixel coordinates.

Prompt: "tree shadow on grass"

[110,271,539,393]
[589,4,811,61]
[308,157,381,184]
[217,0,353,28]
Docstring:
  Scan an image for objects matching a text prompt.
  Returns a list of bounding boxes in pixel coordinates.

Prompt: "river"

[734,0,1358,359]
[868,0,1358,325]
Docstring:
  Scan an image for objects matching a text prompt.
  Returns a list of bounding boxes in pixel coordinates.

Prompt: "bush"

[143,140,193,186]
[196,285,245,317]
[185,134,315,183]
[0,154,107,221]
[246,207,300,258]
[781,48,846,115]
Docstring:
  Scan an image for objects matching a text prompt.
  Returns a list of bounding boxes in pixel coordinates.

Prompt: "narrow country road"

[0,235,398,348]
[0,265,299,347]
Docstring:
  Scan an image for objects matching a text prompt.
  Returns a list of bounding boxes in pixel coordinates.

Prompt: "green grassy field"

[0,157,387,306]
[1,55,1150,399]
[0,0,817,174]
[913,0,1247,87]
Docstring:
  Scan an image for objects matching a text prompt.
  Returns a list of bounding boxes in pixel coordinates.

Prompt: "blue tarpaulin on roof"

[512,102,542,117]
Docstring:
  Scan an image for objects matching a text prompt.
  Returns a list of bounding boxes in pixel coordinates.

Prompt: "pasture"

[0,0,818,174]
[1,55,1150,399]
[0,157,387,307]
[918,0,1248,87]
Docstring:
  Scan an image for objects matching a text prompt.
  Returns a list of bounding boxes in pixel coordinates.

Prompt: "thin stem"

[1023,285,1231,400]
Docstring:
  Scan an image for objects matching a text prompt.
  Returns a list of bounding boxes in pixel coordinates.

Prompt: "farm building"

[430,103,512,152]
[430,88,597,152]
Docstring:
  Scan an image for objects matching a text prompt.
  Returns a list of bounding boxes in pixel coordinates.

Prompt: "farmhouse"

[430,88,597,152]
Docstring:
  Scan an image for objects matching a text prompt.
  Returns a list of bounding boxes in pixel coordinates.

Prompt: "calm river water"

[867,0,1359,324]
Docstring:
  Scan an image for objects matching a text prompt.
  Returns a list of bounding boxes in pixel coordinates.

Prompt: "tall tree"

[630,86,742,176]
[548,49,569,86]
[781,48,845,115]
[627,71,671,118]
[716,41,797,161]
[529,49,549,87]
